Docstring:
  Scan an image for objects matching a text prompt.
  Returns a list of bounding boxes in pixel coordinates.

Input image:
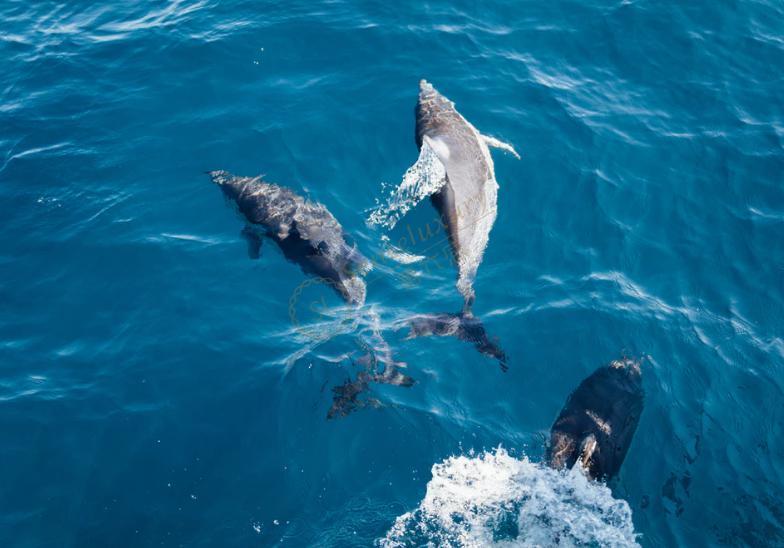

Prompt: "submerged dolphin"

[547,358,644,481]
[381,80,518,367]
[209,171,413,416]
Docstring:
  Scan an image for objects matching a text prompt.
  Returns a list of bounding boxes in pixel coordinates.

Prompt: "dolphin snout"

[418,79,451,109]
[418,79,436,98]
[610,357,642,376]
[208,170,231,186]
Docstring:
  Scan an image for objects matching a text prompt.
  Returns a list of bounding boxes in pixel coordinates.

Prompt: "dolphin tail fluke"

[406,312,508,372]
[481,134,521,159]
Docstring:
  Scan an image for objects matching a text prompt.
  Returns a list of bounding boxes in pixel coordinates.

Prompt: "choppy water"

[2,1,783,546]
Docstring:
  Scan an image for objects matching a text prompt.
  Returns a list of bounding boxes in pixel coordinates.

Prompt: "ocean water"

[1,0,783,546]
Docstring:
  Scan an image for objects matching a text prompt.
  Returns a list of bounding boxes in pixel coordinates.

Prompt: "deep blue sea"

[2,1,783,546]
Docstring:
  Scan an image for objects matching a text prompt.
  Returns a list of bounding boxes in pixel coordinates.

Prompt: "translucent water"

[1,0,782,546]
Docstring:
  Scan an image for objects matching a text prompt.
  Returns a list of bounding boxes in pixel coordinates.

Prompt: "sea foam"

[380,448,639,548]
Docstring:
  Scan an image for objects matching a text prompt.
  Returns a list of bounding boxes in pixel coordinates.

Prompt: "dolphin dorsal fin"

[481,134,521,159]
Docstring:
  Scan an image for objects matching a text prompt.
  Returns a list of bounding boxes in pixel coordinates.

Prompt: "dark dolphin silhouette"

[547,358,644,481]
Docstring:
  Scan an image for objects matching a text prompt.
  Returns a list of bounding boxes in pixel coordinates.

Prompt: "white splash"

[380,235,426,265]
[380,448,639,548]
[367,140,447,229]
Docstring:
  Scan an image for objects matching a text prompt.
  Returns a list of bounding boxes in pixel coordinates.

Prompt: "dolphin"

[380,80,519,368]
[210,170,370,305]
[414,79,519,309]
[209,171,413,416]
[547,358,644,481]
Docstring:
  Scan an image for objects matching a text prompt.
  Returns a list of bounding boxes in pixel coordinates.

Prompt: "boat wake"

[379,448,639,548]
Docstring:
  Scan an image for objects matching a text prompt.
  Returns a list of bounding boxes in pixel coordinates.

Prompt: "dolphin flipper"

[241,226,263,259]
[481,134,520,159]
[367,139,448,229]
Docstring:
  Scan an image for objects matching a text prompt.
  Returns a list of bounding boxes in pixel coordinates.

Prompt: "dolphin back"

[414,81,498,310]
[208,170,369,305]
[547,359,644,481]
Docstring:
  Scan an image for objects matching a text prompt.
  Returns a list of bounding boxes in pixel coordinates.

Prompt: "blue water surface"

[1,0,783,546]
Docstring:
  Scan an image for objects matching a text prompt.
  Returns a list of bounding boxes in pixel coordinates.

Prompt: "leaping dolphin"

[372,80,519,368]
[547,358,644,481]
[209,171,413,416]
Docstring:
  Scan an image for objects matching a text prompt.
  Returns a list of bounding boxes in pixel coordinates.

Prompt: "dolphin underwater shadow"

[209,170,414,418]
[372,80,519,370]
[546,358,644,481]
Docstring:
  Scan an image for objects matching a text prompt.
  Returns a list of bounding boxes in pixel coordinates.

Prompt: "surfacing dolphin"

[210,170,370,304]
[414,79,519,308]
[209,170,413,416]
[547,358,644,481]
[376,80,519,368]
